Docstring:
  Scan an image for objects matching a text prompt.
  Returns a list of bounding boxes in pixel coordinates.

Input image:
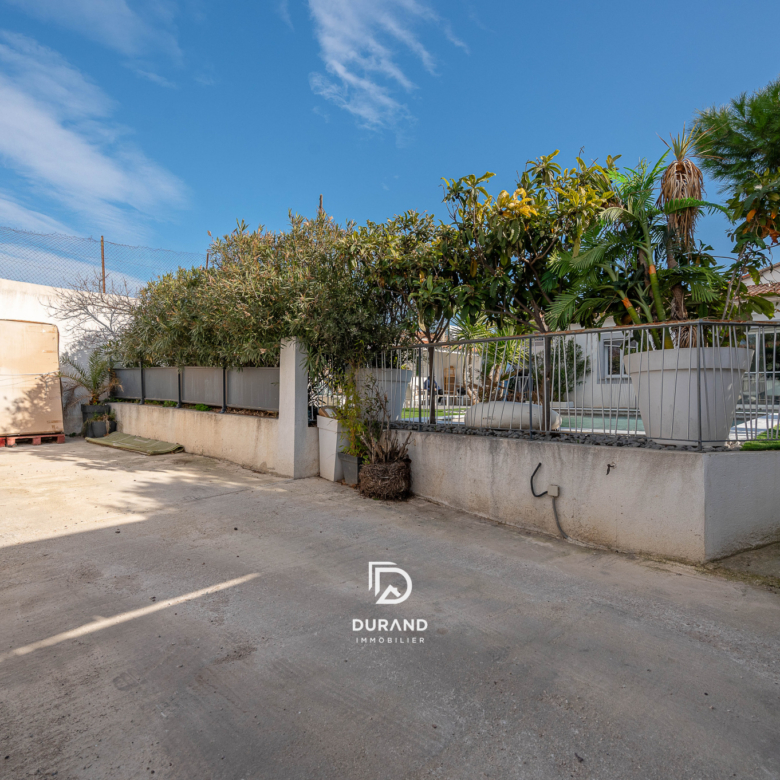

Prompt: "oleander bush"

[118,212,415,380]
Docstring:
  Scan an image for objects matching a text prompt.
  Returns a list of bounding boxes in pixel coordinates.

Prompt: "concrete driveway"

[0,440,778,780]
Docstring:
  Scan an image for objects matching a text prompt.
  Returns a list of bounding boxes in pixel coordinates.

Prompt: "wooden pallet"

[0,434,66,447]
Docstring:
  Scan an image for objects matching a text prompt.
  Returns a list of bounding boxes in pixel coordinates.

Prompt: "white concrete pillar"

[277,338,310,478]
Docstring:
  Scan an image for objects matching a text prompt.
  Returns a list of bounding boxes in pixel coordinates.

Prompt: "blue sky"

[0,0,778,260]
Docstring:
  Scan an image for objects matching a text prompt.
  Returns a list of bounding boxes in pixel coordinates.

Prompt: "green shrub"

[194,403,210,411]
[117,212,413,383]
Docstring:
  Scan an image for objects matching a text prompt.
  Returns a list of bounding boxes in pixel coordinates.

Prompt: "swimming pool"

[401,408,646,434]
[560,414,645,434]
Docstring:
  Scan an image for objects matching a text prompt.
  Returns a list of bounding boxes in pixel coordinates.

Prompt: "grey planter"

[81,403,110,424]
[338,452,360,486]
[85,420,117,438]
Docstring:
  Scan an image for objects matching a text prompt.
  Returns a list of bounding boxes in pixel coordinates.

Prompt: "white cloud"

[0,32,187,240]
[312,105,330,122]
[3,0,182,61]
[307,0,464,129]
[0,192,71,234]
[133,68,178,88]
[278,0,294,30]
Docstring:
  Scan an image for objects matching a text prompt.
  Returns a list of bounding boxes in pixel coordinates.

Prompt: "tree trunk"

[669,284,687,320]
[665,233,687,322]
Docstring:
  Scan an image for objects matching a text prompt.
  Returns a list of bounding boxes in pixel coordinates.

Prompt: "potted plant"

[59,351,120,425]
[356,384,412,501]
[334,371,368,487]
[548,143,774,445]
[355,364,414,422]
[83,410,117,439]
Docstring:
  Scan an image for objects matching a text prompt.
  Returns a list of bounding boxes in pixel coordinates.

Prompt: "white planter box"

[465,401,561,431]
[317,415,348,481]
[625,346,751,446]
[356,367,414,421]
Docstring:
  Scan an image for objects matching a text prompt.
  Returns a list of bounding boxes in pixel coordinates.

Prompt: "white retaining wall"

[405,431,780,563]
[111,403,319,478]
[109,339,319,479]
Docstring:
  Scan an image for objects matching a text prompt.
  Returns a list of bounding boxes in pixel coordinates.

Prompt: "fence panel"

[182,367,223,406]
[114,368,142,399]
[112,366,281,412]
[144,367,179,402]
[227,368,279,411]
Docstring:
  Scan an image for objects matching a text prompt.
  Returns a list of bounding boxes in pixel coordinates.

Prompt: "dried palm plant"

[657,124,706,250]
[358,377,411,465]
[657,125,709,320]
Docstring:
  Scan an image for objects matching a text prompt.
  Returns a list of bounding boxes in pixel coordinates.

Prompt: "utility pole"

[318,194,323,214]
[100,235,106,293]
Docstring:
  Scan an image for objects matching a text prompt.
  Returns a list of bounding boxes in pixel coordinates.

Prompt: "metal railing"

[316,321,780,449]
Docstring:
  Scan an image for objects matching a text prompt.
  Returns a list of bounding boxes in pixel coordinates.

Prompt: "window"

[601,337,634,381]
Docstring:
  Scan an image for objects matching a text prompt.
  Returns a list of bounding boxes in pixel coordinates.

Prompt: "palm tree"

[657,126,708,319]
[59,351,119,405]
[694,76,780,194]
[657,125,706,251]
[548,157,727,338]
[450,316,528,403]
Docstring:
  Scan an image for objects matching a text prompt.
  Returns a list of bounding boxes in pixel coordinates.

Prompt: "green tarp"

[85,432,183,455]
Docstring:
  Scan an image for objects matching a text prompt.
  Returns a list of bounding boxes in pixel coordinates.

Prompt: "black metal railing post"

[221,367,227,414]
[176,368,182,408]
[140,358,145,405]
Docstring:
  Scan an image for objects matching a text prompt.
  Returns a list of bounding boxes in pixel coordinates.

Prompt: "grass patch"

[741,439,780,451]
[401,407,467,419]
[741,425,780,450]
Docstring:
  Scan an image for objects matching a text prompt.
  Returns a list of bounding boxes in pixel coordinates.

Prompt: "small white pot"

[355,367,414,421]
[317,415,348,481]
[624,346,752,446]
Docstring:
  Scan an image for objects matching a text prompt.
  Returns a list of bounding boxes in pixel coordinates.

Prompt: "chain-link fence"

[0,225,208,294]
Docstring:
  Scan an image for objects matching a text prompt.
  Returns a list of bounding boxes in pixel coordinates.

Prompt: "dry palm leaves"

[657,124,707,250]
[657,125,707,321]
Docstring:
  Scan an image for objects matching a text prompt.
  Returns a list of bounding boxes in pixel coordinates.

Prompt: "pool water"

[402,408,645,434]
[560,415,644,434]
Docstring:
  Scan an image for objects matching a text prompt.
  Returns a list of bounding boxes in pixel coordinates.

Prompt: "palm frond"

[662,198,728,216]
[600,206,635,225]
[569,242,611,272]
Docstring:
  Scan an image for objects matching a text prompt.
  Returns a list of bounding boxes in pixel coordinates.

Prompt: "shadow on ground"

[0,440,778,780]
